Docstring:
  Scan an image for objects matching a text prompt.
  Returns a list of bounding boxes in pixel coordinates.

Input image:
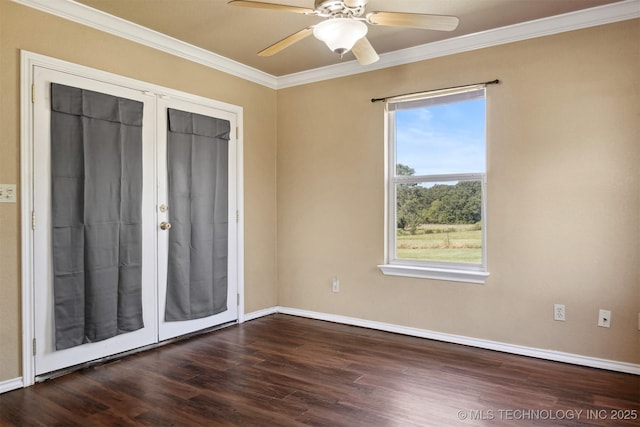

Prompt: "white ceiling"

[70,0,627,77]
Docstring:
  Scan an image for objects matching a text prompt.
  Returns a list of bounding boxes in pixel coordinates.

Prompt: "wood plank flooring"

[0,314,638,426]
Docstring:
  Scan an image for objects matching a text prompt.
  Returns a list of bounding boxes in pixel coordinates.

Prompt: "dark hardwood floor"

[0,314,638,426]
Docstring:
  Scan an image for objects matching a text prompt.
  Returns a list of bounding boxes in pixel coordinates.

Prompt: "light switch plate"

[0,184,17,203]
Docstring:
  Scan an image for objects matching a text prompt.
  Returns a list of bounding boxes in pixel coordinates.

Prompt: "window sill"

[378,264,490,284]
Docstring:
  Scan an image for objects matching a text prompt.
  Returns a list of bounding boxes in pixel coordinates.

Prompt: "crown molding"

[10,0,279,89]
[277,0,640,88]
[11,0,640,90]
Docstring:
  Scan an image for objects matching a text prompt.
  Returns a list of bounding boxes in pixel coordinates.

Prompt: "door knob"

[160,221,172,231]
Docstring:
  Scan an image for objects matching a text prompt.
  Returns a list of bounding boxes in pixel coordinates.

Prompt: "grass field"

[397,224,482,263]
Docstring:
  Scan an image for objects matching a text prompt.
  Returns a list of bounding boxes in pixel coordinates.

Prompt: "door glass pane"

[50,83,144,350]
[165,108,231,321]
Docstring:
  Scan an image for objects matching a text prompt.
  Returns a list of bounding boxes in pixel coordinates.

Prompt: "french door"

[32,66,238,376]
[156,97,238,341]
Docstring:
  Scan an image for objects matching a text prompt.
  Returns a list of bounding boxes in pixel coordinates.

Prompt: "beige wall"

[0,0,278,380]
[277,20,640,363]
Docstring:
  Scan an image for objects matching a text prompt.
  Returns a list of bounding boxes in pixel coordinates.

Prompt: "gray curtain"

[165,109,230,321]
[51,83,144,350]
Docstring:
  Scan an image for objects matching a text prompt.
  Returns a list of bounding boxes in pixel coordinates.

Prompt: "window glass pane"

[395,97,485,176]
[396,181,482,264]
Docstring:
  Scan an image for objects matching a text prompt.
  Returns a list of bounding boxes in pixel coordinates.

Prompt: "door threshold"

[35,320,238,383]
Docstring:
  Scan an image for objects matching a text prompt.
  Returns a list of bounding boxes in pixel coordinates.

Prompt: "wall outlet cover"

[598,309,611,328]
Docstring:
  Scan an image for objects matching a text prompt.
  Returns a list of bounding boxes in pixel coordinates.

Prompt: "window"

[379,87,490,283]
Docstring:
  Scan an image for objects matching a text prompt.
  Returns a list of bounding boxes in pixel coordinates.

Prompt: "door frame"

[20,50,245,387]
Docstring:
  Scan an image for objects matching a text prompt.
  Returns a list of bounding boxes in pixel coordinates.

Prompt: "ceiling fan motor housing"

[314,0,367,18]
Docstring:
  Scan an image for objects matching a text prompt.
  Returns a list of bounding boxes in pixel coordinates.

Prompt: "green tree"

[424,181,481,224]
[397,186,424,234]
[396,164,415,176]
[396,164,482,232]
[396,163,425,234]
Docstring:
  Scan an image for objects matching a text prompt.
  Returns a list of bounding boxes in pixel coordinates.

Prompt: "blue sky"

[395,98,486,176]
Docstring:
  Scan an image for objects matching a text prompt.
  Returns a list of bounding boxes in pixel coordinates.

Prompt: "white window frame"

[378,87,490,284]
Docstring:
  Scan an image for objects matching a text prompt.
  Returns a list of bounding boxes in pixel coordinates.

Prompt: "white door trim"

[20,50,245,386]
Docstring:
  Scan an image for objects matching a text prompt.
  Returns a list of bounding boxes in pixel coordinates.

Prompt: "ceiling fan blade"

[228,1,315,14]
[367,12,459,31]
[352,37,379,65]
[258,27,314,56]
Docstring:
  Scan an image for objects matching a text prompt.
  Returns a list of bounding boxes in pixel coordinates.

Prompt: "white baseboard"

[243,306,279,322]
[0,377,24,394]
[245,306,640,375]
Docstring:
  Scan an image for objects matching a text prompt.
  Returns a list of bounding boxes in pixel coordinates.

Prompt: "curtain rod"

[371,79,500,103]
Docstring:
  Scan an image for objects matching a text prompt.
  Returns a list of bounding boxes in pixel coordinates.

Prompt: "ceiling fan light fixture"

[313,18,368,56]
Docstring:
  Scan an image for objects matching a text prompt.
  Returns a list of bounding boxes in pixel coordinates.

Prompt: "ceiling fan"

[228,0,459,65]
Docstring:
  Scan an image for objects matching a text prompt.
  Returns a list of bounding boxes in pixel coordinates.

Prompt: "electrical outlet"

[0,184,17,203]
[598,309,611,328]
[554,304,565,321]
[332,276,339,293]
